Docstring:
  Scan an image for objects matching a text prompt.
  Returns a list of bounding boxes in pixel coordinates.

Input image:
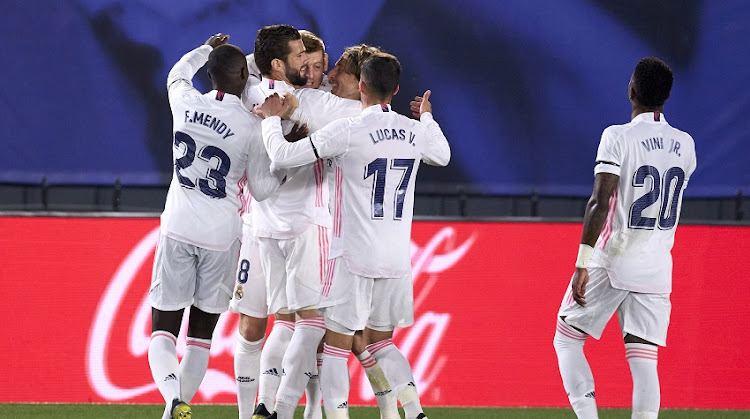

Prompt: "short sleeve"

[594,126,622,176]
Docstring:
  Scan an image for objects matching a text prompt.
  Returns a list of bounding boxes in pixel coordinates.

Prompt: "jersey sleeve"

[245,119,283,202]
[262,116,349,170]
[419,112,451,166]
[291,88,361,131]
[594,126,623,177]
[166,45,211,102]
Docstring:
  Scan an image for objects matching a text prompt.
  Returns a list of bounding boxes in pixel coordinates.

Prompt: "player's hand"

[205,33,230,49]
[410,90,433,119]
[284,122,309,143]
[260,93,287,119]
[281,93,299,120]
[571,267,589,306]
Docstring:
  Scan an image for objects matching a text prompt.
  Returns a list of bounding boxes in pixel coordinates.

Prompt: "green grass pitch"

[1,405,748,418]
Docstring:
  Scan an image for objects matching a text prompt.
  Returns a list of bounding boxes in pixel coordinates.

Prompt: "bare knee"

[238,313,268,341]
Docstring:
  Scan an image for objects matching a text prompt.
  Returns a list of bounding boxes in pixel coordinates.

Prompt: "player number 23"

[173,131,231,199]
[628,165,686,230]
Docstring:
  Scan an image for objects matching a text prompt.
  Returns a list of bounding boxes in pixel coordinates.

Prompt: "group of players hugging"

[147,22,695,419]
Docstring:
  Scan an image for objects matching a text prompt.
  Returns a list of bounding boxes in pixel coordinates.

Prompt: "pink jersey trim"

[333,167,343,237]
[359,354,377,368]
[323,343,351,359]
[556,318,587,341]
[186,339,211,350]
[366,338,394,356]
[314,159,324,207]
[317,226,329,286]
[322,258,337,297]
[274,320,296,332]
[597,187,618,249]
[151,331,177,345]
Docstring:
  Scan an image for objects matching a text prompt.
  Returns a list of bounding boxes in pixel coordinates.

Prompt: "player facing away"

[259,53,450,419]
[149,34,281,419]
[554,57,696,419]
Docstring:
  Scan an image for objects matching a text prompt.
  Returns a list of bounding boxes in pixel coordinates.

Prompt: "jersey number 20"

[174,131,231,199]
[365,158,416,220]
[629,165,685,230]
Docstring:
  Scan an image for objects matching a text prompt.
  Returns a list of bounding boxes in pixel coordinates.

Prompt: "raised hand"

[205,33,230,49]
[410,89,433,118]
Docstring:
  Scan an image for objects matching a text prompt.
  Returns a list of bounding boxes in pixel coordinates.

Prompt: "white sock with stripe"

[257,320,295,408]
[626,343,660,419]
[357,349,399,419]
[148,331,181,415]
[179,337,211,402]
[321,343,351,419]
[553,318,598,419]
[235,334,264,419]
[303,353,324,419]
[275,317,326,419]
[367,339,424,419]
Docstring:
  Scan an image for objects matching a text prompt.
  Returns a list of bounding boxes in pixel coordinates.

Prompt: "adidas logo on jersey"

[584,391,596,399]
[337,401,348,409]
[236,376,256,383]
[262,368,279,377]
[164,373,177,382]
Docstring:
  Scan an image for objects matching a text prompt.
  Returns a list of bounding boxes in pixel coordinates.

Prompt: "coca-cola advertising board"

[1,216,748,408]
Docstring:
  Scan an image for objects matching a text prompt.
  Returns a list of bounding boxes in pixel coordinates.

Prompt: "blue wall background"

[1,0,747,196]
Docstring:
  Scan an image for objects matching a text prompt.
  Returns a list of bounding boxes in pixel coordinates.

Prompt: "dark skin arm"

[571,172,619,306]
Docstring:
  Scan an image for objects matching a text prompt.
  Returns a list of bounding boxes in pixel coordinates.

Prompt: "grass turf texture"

[1,405,748,418]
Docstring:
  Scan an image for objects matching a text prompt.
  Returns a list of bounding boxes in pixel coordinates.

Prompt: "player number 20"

[173,131,231,199]
[364,158,416,220]
[628,165,686,230]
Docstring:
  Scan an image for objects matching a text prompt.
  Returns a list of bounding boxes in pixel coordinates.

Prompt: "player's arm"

[290,88,361,131]
[167,34,228,97]
[412,90,451,166]
[244,128,285,202]
[260,94,348,170]
[570,127,622,306]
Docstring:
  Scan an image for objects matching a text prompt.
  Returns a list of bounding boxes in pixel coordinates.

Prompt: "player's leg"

[273,227,327,419]
[352,331,398,418]
[255,238,294,418]
[179,239,241,404]
[555,268,628,419]
[618,293,671,419]
[303,340,324,419]
[148,235,197,418]
[364,276,421,419]
[230,230,270,419]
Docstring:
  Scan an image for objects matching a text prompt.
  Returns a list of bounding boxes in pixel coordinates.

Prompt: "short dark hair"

[632,57,673,107]
[207,44,247,85]
[254,24,301,75]
[360,53,401,100]
[337,44,381,81]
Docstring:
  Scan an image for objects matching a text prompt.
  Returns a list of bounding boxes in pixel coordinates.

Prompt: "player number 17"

[364,158,416,220]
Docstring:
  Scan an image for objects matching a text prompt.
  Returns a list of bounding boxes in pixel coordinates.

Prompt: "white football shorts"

[229,223,268,318]
[322,257,414,333]
[150,234,241,314]
[259,224,329,314]
[558,267,672,346]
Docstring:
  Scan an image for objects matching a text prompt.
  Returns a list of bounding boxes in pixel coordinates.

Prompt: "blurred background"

[1,0,748,220]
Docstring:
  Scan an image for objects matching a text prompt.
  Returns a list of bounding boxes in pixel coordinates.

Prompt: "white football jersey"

[242,77,361,239]
[589,112,697,293]
[161,45,278,251]
[262,104,451,278]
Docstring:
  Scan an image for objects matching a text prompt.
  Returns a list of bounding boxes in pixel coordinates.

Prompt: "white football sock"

[148,331,181,408]
[235,333,264,419]
[179,337,211,402]
[257,320,295,408]
[367,339,424,419]
[275,317,326,418]
[553,318,598,419]
[626,343,659,419]
[321,343,351,419]
[357,349,399,419]
[303,353,324,419]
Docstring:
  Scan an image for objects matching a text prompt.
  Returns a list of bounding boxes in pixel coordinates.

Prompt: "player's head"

[328,44,381,100]
[299,30,328,89]
[359,52,401,103]
[629,57,673,109]
[254,24,308,86]
[207,44,249,96]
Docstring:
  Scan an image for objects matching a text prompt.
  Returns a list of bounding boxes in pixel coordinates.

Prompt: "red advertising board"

[0,216,748,408]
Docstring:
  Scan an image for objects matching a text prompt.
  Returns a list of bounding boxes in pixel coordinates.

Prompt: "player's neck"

[631,105,663,120]
[213,83,242,97]
[361,95,391,109]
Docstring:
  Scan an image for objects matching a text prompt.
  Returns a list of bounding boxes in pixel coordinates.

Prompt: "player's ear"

[240,65,248,82]
[271,57,283,73]
[393,84,399,96]
[359,80,366,96]
[323,53,329,71]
